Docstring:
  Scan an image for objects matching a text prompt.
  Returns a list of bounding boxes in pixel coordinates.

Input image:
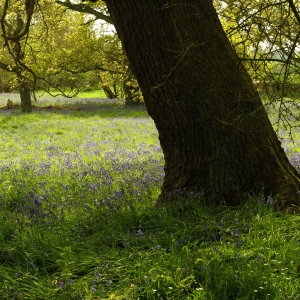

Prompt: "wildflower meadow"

[0,93,300,299]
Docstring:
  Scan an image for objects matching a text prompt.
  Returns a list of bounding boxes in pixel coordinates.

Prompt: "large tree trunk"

[20,82,32,113]
[105,0,300,207]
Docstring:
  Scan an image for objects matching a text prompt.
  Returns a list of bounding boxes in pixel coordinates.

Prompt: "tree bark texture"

[105,0,300,206]
[20,82,32,113]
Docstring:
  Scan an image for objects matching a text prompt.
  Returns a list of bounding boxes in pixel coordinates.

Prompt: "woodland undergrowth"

[0,94,300,299]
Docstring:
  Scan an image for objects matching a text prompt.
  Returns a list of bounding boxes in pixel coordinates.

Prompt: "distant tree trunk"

[98,73,117,99]
[123,71,143,106]
[102,84,117,99]
[105,0,300,207]
[20,82,32,113]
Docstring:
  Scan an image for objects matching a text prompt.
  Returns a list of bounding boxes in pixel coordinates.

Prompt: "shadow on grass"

[0,98,148,119]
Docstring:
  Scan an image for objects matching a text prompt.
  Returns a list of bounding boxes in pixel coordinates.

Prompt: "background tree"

[57,0,144,105]
[28,6,109,96]
[0,0,137,111]
[216,0,300,132]
[103,0,300,207]
[0,0,36,112]
[0,0,82,111]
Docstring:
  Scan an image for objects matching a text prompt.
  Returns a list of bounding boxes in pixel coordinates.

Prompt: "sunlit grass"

[77,88,109,99]
[0,97,300,299]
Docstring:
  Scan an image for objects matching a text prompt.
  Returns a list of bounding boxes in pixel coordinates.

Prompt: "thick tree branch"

[64,65,123,75]
[1,0,36,41]
[288,0,300,25]
[56,0,113,24]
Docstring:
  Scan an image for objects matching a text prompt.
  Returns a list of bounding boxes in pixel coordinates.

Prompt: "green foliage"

[215,0,300,133]
[0,97,299,299]
[0,0,132,101]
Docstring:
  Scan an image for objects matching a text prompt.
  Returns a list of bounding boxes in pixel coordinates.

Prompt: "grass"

[76,88,109,99]
[0,88,112,106]
[0,95,300,299]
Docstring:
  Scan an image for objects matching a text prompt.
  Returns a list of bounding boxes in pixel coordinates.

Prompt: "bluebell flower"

[218,219,224,228]
[106,280,112,286]
[176,239,183,246]
[266,196,275,205]
[231,229,239,238]
[90,285,97,292]
[28,206,35,218]
[136,229,144,239]
[95,269,101,278]
[33,195,41,207]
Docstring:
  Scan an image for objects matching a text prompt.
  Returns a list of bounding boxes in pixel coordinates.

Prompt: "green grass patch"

[0,88,114,109]
[0,97,300,299]
[77,88,109,99]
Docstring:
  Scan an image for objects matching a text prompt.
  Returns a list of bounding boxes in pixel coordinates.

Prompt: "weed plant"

[0,98,300,299]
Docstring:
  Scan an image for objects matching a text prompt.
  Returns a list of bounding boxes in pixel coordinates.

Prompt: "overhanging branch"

[64,65,123,75]
[56,0,113,24]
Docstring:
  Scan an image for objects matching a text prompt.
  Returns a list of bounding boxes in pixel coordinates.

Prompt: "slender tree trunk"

[124,72,143,106]
[105,0,300,206]
[98,73,117,99]
[20,82,32,113]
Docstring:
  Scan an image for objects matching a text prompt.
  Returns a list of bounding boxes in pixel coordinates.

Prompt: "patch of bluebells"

[288,153,300,172]
[0,113,164,262]
[199,214,248,248]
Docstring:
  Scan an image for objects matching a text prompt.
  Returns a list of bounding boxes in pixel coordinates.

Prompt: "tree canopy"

[0,0,140,111]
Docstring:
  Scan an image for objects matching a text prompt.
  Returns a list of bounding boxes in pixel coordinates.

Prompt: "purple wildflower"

[266,196,275,205]
[218,219,224,228]
[106,280,112,286]
[176,239,183,246]
[90,285,97,292]
[95,269,101,279]
[136,229,144,239]
[231,229,239,238]
[33,195,41,207]
[28,206,35,218]
[234,218,239,226]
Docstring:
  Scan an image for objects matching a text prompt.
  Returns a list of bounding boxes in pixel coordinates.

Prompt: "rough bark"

[104,0,300,207]
[20,82,32,113]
